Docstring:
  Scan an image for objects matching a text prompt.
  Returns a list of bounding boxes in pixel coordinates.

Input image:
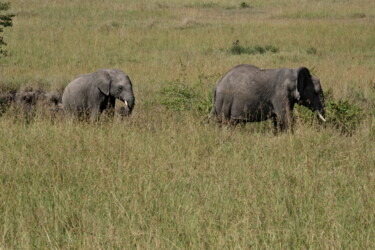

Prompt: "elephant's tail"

[208,86,217,121]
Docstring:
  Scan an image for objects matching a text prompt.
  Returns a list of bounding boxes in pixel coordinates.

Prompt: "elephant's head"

[294,67,326,122]
[97,69,135,115]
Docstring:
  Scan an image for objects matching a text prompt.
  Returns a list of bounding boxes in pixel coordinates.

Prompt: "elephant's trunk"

[125,97,135,112]
[119,94,135,116]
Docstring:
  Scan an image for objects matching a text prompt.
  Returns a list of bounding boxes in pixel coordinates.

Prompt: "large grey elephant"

[211,64,325,131]
[62,68,135,120]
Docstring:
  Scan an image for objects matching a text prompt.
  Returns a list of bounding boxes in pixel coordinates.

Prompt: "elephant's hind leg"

[217,98,233,124]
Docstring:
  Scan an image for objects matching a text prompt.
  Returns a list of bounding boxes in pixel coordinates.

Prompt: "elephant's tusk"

[319,113,326,122]
[124,100,128,107]
[317,111,326,122]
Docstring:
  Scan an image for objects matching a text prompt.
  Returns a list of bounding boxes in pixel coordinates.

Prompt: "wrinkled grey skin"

[211,64,325,131]
[62,68,135,120]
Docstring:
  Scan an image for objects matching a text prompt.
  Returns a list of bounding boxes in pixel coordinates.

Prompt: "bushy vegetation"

[0,0,374,249]
[295,88,365,135]
[306,47,318,55]
[160,79,212,114]
[229,40,279,55]
[0,2,14,57]
[160,60,214,114]
[240,2,251,9]
[325,99,363,135]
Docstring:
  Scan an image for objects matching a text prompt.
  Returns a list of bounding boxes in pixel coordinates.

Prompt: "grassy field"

[1,0,375,248]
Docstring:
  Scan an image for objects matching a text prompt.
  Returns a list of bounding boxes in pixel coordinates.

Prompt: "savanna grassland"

[1,0,375,248]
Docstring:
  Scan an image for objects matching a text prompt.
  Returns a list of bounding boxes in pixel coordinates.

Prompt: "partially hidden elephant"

[0,88,62,120]
[62,68,135,120]
[211,64,326,131]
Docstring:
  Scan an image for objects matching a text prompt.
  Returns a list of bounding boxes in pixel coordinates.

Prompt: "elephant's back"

[214,64,275,120]
[216,64,262,95]
[62,76,90,107]
[62,78,78,102]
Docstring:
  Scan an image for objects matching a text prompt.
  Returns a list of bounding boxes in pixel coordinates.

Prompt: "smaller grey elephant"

[62,68,135,120]
[211,64,326,131]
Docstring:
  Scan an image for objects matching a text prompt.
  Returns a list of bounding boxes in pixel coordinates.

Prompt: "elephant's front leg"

[272,115,288,133]
[278,110,294,132]
[273,102,293,133]
[105,97,116,117]
[90,106,101,122]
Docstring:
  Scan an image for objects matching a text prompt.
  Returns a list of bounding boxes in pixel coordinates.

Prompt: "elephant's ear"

[311,76,322,93]
[97,70,112,96]
[296,67,311,99]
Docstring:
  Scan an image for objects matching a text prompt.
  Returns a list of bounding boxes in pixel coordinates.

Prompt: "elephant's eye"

[118,86,123,91]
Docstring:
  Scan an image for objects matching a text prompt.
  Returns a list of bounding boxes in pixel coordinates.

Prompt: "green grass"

[1,0,375,248]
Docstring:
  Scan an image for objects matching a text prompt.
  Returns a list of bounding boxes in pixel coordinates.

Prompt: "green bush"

[306,47,317,55]
[193,73,215,114]
[160,79,213,114]
[325,99,363,135]
[160,82,195,112]
[160,61,215,114]
[295,88,363,135]
[240,2,251,8]
[228,40,279,55]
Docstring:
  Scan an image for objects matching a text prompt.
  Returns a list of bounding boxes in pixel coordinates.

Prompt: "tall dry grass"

[1,0,374,248]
